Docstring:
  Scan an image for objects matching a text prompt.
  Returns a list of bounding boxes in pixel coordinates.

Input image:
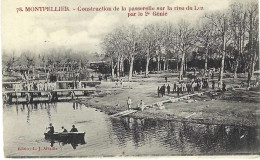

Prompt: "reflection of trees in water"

[14,102,57,124]
[110,117,259,154]
[176,123,259,154]
[110,117,164,148]
[72,102,80,110]
[16,105,18,116]
[45,103,53,122]
[26,104,30,124]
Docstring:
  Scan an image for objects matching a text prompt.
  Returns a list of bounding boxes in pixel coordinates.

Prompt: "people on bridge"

[70,125,78,132]
[47,123,54,134]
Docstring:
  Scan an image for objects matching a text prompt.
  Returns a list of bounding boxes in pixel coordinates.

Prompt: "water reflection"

[3,102,260,156]
[110,117,259,155]
[45,136,86,150]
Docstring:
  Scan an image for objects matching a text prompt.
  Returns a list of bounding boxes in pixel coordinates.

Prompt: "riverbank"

[77,73,260,127]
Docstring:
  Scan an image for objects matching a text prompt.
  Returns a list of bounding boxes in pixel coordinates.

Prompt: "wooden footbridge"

[2,81,101,104]
[110,91,209,118]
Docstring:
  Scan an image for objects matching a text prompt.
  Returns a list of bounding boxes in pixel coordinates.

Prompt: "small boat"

[44,132,86,143]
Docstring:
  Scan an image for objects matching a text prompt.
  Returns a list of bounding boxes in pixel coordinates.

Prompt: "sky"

[1,0,253,55]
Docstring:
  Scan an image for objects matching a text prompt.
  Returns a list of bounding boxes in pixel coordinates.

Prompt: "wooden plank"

[111,110,138,118]
[114,110,138,118]
[185,113,196,118]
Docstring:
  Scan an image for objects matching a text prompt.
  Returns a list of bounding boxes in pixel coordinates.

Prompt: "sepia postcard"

[1,0,259,158]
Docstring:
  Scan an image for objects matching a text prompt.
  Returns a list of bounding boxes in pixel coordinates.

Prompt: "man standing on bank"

[158,86,160,97]
[167,84,170,94]
[127,97,132,110]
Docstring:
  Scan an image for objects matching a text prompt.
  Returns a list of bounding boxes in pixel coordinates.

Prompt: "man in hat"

[70,125,78,132]
[47,123,54,134]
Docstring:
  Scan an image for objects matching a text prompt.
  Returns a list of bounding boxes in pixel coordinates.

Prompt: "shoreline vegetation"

[76,73,260,127]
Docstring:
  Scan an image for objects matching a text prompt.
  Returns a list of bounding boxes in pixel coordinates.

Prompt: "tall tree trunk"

[247,13,254,87]
[116,56,120,78]
[120,57,124,77]
[204,44,209,77]
[234,59,239,79]
[219,33,226,89]
[157,55,160,72]
[185,57,187,71]
[111,60,115,79]
[145,55,150,77]
[250,46,257,80]
[129,56,134,81]
[176,57,179,72]
[166,60,169,71]
[163,59,166,71]
[179,51,185,80]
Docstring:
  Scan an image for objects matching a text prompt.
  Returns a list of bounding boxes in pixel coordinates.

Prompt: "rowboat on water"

[44,132,86,143]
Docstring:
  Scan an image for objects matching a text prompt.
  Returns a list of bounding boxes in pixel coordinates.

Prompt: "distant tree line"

[2,48,100,74]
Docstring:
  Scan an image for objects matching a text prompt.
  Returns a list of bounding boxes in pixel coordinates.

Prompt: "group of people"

[13,81,56,92]
[158,77,226,97]
[127,97,145,111]
[157,84,171,97]
[115,79,123,87]
[47,123,79,134]
[90,74,108,81]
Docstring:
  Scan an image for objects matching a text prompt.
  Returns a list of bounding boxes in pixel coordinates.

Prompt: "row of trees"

[2,48,100,73]
[101,1,259,87]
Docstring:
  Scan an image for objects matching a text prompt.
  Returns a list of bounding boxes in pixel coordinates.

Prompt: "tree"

[246,1,259,87]
[229,2,247,78]
[197,20,215,76]
[175,20,196,80]
[205,12,231,88]
[123,25,140,81]
[102,27,125,79]
[140,24,161,77]
[2,50,17,72]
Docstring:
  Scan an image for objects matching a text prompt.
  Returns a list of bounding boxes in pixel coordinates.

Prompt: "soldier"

[212,80,215,89]
[160,86,164,97]
[173,82,177,92]
[158,86,160,97]
[127,97,132,110]
[177,83,180,96]
[163,84,166,95]
[167,84,170,94]
[223,82,226,92]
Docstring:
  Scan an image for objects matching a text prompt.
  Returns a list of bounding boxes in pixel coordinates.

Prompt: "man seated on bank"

[70,125,78,132]
[137,100,145,112]
[47,123,54,134]
[61,126,68,132]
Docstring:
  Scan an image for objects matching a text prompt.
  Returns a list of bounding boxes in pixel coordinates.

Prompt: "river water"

[3,102,260,157]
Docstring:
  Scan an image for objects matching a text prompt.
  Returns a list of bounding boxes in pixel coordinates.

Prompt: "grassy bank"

[77,73,260,127]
